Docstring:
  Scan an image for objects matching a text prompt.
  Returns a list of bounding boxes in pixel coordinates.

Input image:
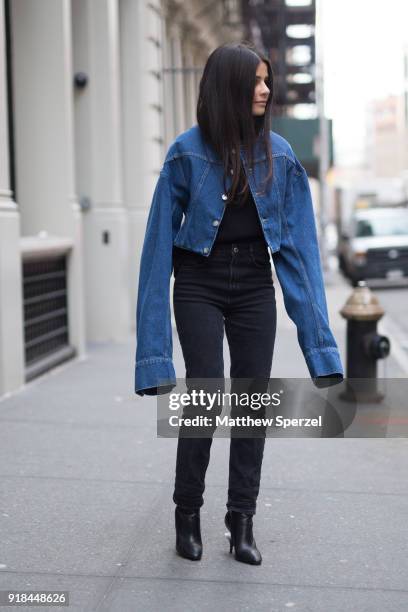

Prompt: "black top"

[214,185,265,244]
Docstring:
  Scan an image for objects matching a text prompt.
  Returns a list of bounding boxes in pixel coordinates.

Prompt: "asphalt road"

[369,282,408,342]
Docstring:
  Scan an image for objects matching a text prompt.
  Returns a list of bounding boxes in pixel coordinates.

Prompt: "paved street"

[0,267,408,611]
[377,284,408,340]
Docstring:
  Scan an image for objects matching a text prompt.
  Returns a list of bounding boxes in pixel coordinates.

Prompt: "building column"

[0,0,24,396]
[182,39,201,128]
[10,0,86,358]
[119,0,165,328]
[166,22,187,142]
[72,0,130,341]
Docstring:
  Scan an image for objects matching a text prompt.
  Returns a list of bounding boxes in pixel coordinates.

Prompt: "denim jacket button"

[212,219,219,226]
[221,194,228,201]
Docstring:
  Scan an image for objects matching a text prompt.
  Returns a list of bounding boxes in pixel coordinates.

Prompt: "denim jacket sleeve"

[272,150,344,383]
[134,152,185,397]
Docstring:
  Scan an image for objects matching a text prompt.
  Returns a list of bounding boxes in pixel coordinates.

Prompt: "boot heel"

[225,511,233,553]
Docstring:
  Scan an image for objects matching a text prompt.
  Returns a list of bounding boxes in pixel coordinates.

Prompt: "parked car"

[338,206,408,285]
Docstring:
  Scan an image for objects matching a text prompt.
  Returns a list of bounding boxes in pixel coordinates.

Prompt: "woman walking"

[134,42,343,565]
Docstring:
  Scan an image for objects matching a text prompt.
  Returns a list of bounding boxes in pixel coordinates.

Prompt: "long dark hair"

[197,41,274,206]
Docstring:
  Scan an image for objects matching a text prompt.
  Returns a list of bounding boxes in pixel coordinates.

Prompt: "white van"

[338,206,408,285]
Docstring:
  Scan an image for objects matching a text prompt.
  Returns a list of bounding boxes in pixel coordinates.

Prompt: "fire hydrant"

[340,281,390,402]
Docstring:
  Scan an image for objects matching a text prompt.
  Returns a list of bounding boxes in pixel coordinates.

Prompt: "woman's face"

[252,61,270,116]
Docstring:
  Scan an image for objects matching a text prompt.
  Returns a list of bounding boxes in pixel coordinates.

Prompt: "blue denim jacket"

[135,124,344,396]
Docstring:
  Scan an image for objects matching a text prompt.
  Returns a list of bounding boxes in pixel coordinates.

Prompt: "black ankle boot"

[224,510,262,565]
[175,506,202,560]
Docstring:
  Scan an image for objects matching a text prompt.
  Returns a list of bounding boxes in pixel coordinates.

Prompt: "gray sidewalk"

[1,269,408,611]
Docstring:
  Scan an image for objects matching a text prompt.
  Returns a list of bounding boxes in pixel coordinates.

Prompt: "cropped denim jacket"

[134,124,344,396]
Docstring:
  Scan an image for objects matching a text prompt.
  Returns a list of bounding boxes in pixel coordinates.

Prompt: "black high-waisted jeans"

[171,238,277,515]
